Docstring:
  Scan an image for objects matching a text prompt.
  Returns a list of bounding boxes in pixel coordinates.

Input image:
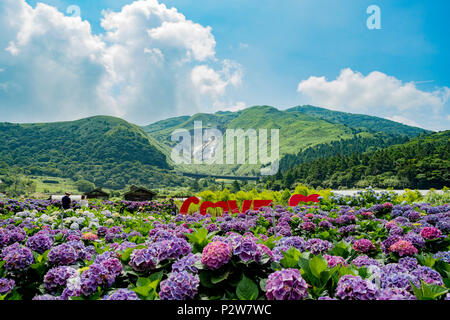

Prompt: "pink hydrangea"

[82,233,98,241]
[420,227,442,240]
[389,240,418,257]
[201,241,232,270]
[353,239,376,253]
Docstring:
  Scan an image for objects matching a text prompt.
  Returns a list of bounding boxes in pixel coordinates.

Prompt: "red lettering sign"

[179,194,320,215]
[288,194,320,207]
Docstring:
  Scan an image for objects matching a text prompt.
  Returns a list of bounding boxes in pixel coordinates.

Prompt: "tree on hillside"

[75,180,95,193]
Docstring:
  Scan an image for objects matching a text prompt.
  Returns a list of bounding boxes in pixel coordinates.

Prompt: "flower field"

[0,191,449,301]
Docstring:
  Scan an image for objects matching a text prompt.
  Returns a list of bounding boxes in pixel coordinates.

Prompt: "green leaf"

[309,255,328,279]
[211,271,230,284]
[132,280,159,298]
[280,247,302,268]
[236,275,259,300]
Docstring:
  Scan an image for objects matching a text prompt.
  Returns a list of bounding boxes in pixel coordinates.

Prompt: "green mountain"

[143,105,430,176]
[0,116,187,190]
[267,130,450,190]
[287,105,428,136]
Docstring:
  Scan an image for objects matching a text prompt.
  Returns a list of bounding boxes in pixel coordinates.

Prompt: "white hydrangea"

[70,223,80,230]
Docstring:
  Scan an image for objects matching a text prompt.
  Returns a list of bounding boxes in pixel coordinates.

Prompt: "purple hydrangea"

[129,247,159,272]
[44,266,78,292]
[353,239,376,253]
[32,294,60,300]
[103,289,140,300]
[8,227,26,243]
[0,278,15,294]
[172,253,201,274]
[154,238,191,261]
[378,287,416,300]
[48,243,78,266]
[433,251,450,263]
[2,243,34,271]
[201,241,232,270]
[398,257,419,271]
[323,254,347,268]
[159,271,200,300]
[318,220,333,229]
[380,264,418,290]
[80,263,115,296]
[265,268,309,300]
[100,258,123,278]
[306,238,333,255]
[26,233,54,254]
[300,221,316,232]
[335,275,379,300]
[351,255,380,268]
[0,229,11,249]
[411,266,443,286]
[233,237,261,263]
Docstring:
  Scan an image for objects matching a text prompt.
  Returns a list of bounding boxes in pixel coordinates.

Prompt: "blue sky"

[1,0,449,130]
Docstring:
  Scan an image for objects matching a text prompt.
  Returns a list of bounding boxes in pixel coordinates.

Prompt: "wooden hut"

[124,186,156,201]
[84,188,109,200]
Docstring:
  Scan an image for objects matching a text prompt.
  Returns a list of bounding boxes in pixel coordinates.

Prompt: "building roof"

[83,188,109,196]
[124,186,156,196]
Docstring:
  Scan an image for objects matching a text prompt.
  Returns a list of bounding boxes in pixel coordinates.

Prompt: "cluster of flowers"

[0,196,448,300]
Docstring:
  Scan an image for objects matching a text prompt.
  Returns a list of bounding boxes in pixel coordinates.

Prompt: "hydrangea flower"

[201,241,232,270]
[26,233,54,254]
[335,275,379,300]
[323,254,347,268]
[389,240,418,256]
[103,289,140,300]
[351,255,380,268]
[44,266,78,292]
[129,247,159,272]
[32,294,60,300]
[82,233,98,241]
[2,243,34,271]
[48,243,78,266]
[80,263,115,296]
[378,288,416,300]
[159,271,200,300]
[420,227,443,240]
[0,278,15,294]
[353,239,376,253]
[398,257,418,271]
[265,269,308,300]
[154,238,191,261]
[306,238,333,255]
[433,251,450,263]
[100,258,123,278]
[233,237,261,263]
[411,266,443,286]
[172,253,201,274]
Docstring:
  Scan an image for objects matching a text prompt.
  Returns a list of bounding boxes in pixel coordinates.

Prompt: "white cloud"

[297,68,450,131]
[385,116,421,128]
[0,0,243,124]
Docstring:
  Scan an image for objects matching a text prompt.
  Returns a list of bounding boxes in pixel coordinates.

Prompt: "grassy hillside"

[266,131,450,190]
[0,116,188,190]
[143,105,429,176]
[287,105,429,136]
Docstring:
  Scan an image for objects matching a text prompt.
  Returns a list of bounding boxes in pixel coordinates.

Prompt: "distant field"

[30,176,79,195]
